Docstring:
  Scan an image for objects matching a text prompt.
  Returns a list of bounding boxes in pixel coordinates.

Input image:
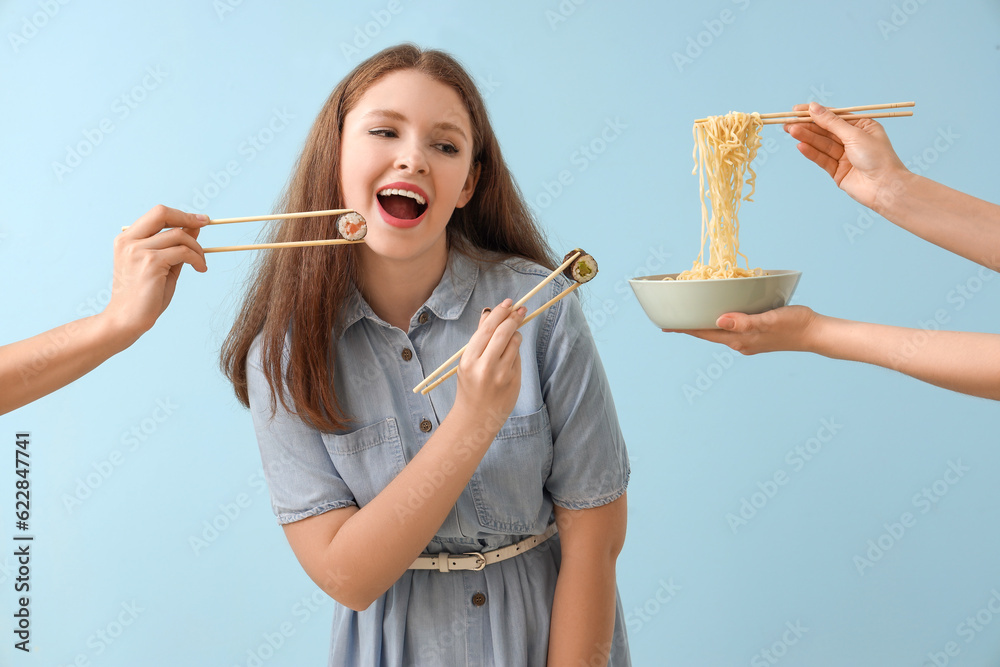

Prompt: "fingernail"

[810,102,824,113]
[501,298,512,308]
[195,214,209,221]
[717,316,735,330]
[482,307,491,315]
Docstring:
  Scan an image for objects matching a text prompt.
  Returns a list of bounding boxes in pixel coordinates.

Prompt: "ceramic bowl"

[629,270,802,329]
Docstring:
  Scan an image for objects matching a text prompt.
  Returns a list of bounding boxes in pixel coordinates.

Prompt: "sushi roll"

[337,212,367,241]
[562,248,598,283]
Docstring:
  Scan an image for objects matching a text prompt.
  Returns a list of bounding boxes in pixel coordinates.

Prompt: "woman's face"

[340,69,477,265]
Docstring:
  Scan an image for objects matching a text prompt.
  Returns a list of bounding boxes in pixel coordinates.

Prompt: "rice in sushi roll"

[562,248,598,283]
[337,212,367,241]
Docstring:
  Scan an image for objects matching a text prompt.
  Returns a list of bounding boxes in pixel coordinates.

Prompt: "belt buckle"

[462,552,487,571]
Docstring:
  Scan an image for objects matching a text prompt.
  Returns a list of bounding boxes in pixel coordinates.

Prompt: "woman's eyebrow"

[435,121,468,142]
[363,108,407,122]
[362,109,468,142]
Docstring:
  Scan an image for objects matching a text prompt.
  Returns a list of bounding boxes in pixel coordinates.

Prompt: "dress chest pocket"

[320,417,406,508]
[469,406,553,533]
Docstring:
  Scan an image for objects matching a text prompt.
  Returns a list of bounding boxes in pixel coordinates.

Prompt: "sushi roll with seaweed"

[562,248,598,283]
[337,212,367,241]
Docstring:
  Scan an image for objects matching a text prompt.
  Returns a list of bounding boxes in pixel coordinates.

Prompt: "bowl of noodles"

[629,269,801,329]
[633,109,800,328]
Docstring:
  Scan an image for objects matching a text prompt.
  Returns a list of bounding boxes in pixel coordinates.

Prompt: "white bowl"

[629,270,802,329]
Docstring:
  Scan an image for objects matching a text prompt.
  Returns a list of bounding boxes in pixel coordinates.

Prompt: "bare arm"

[0,205,206,414]
[667,106,1000,398]
[547,494,627,666]
[677,307,1000,400]
[787,103,1000,270]
[282,302,528,611]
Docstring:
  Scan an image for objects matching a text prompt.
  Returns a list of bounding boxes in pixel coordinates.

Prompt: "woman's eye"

[436,143,458,155]
[368,129,396,138]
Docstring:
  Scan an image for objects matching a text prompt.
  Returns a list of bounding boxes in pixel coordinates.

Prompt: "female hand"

[101,205,208,343]
[666,305,821,355]
[785,102,910,213]
[455,298,526,421]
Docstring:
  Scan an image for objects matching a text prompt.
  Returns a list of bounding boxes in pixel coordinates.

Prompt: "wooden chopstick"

[419,282,583,395]
[411,251,582,394]
[121,208,355,231]
[758,101,914,119]
[204,239,364,253]
[695,101,915,125]
[205,209,355,225]
[762,110,913,125]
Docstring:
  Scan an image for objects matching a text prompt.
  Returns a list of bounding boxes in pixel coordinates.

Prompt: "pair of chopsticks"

[120,209,365,253]
[413,251,583,395]
[695,101,915,126]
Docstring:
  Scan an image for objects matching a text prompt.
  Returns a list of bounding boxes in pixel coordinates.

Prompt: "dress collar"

[337,250,480,338]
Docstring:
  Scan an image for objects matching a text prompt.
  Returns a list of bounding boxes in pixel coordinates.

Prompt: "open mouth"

[376,187,428,222]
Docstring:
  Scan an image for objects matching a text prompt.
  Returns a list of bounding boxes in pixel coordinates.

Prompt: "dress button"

[419,419,433,433]
[471,592,486,607]
[401,348,413,361]
[418,312,429,325]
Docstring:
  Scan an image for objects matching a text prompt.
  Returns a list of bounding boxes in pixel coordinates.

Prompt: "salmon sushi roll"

[337,212,367,241]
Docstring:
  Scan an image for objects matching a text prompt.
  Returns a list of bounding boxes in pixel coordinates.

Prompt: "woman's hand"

[785,102,911,213]
[101,205,208,343]
[666,305,822,355]
[0,205,207,414]
[455,298,526,420]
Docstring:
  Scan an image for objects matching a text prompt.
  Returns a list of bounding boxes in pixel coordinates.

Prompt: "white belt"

[408,523,558,572]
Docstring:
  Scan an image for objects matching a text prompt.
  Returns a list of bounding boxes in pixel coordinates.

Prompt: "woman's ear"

[455,161,481,209]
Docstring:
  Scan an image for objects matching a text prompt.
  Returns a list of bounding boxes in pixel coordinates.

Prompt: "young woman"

[222,45,630,665]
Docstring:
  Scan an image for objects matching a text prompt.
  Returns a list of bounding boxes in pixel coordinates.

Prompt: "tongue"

[381,194,422,220]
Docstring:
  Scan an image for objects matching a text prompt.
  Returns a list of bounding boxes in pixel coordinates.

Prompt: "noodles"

[671,111,764,281]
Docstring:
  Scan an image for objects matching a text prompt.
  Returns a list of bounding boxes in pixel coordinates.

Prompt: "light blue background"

[2,1,999,666]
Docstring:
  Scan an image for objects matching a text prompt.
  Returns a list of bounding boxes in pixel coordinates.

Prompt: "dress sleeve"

[247,337,357,524]
[539,279,630,510]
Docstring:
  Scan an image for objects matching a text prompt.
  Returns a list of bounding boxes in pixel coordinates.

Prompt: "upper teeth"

[379,188,426,205]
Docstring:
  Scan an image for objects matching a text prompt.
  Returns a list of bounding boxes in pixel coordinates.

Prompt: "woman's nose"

[393,141,428,174]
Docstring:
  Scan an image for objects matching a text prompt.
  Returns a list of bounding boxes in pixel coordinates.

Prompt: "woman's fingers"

[805,103,870,146]
[142,225,203,250]
[118,206,209,272]
[481,306,526,365]
[126,227,208,273]
[143,227,207,266]
[668,312,756,341]
[667,307,817,356]
[796,142,840,180]
[459,299,525,396]
[786,122,844,161]
[125,204,207,239]
[155,245,209,275]
[673,329,733,345]
[465,299,513,359]
[716,312,757,332]
[497,330,523,374]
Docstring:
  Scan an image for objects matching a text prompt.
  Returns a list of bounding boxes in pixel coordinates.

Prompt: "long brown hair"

[221,44,555,432]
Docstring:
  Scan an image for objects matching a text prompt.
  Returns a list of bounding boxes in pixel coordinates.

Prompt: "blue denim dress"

[247,251,631,666]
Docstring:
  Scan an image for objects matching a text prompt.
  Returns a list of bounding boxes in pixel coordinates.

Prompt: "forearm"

[0,313,135,415]
[319,404,504,608]
[876,171,1000,271]
[547,498,626,665]
[548,556,619,665]
[809,315,1000,400]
